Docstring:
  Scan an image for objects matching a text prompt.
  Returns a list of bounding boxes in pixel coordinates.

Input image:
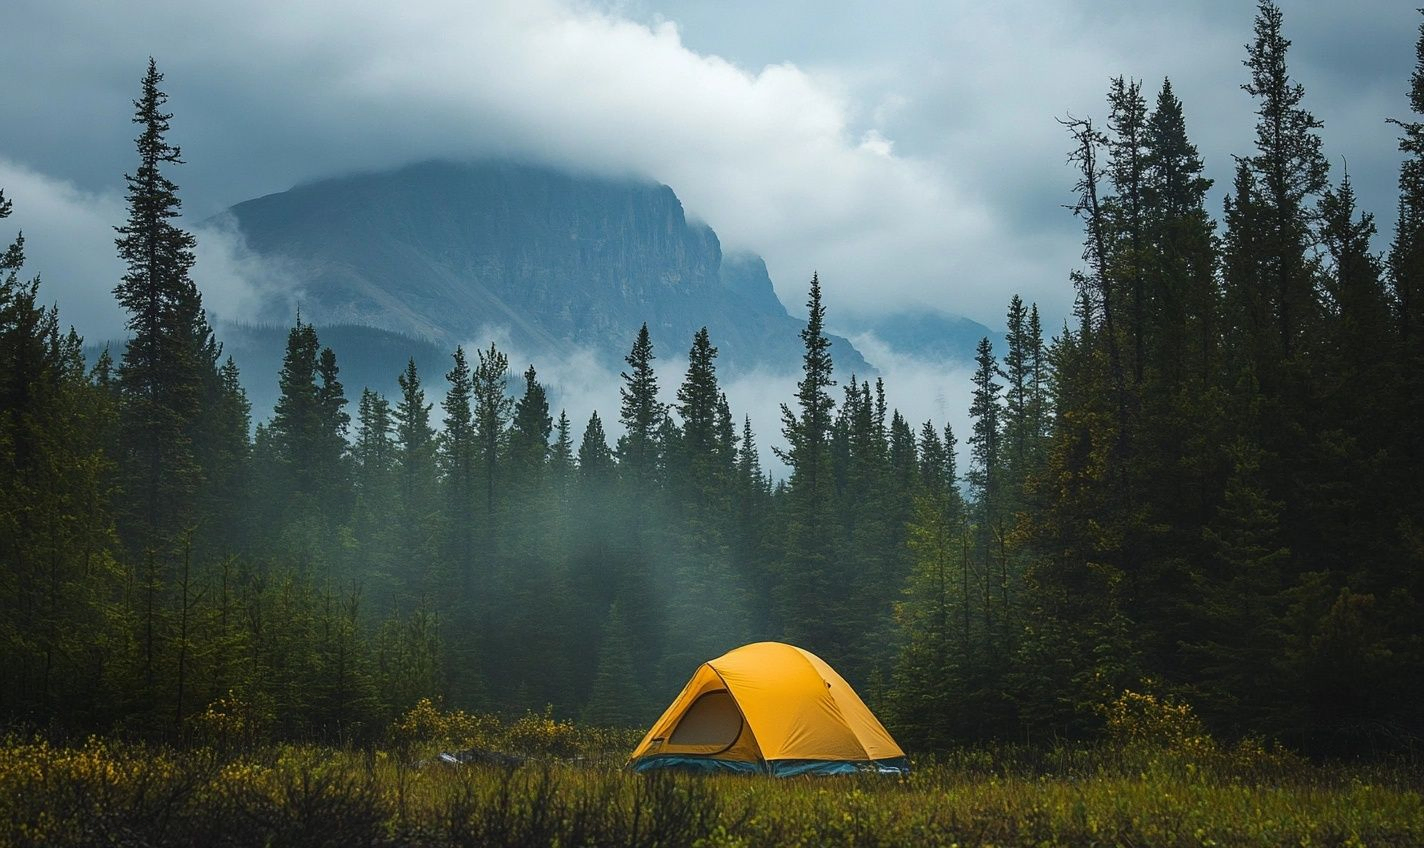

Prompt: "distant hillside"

[215,160,870,377]
[86,323,451,425]
[218,322,452,422]
[841,309,1001,363]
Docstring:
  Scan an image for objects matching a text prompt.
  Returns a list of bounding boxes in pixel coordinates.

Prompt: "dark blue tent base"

[629,755,910,776]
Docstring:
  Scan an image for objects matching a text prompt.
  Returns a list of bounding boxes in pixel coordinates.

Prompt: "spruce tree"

[439,347,479,601]
[1000,295,1032,484]
[617,323,664,497]
[394,358,436,581]
[112,59,216,557]
[1144,78,1217,383]
[269,319,322,502]
[472,343,512,530]
[1240,0,1328,364]
[352,389,400,606]
[775,274,845,659]
[549,410,576,511]
[582,603,644,727]
[509,365,552,483]
[1389,9,1424,500]
[0,191,125,723]
[1106,76,1151,385]
[578,411,615,485]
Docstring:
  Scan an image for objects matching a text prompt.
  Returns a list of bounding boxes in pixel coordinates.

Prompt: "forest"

[1,0,1422,770]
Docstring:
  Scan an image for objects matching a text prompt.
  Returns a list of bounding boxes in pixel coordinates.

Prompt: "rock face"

[219,160,868,375]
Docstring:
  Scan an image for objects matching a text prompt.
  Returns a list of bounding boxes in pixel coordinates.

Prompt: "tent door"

[666,689,742,753]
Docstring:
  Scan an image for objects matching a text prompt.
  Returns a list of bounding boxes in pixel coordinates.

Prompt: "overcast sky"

[0,0,1417,343]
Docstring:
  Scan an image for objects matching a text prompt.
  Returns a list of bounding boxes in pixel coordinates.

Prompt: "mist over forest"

[2,0,1424,768]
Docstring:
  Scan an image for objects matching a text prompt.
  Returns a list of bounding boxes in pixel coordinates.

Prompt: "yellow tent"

[627,641,909,776]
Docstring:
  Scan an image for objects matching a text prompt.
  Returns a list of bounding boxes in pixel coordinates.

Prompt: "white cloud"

[0,158,314,342]
[192,214,306,327]
[3,0,1414,345]
[0,159,125,340]
[1,0,1011,334]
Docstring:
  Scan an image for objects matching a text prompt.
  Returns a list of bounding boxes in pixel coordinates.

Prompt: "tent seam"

[789,646,874,762]
[704,662,770,772]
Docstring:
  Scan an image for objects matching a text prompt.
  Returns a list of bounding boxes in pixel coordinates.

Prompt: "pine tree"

[674,327,724,511]
[352,389,400,605]
[202,357,252,555]
[549,410,575,496]
[775,274,845,659]
[472,343,512,534]
[617,323,664,499]
[1106,76,1151,385]
[0,191,125,724]
[1000,295,1032,485]
[578,411,615,485]
[439,347,478,571]
[1240,0,1328,365]
[112,59,216,558]
[1144,78,1217,383]
[509,365,552,484]
[269,319,323,503]
[1389,10,1424,501]
[393,358,436,583]
[508,364,554,557]
[1188,438,1292,734]
[582,603,644,727]
[315,345,350,511]
[968,337,1003,515]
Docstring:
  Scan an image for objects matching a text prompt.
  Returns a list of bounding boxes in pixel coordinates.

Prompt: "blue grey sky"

[0,0,1416,342]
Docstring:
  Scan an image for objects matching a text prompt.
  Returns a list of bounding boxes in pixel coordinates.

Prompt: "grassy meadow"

[1,696,1420,847]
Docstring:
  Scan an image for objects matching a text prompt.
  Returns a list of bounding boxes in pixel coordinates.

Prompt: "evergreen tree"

[509,364,552,484]
[1239,0,1328,364]
[315,346,351,509]
[549,410,575,499]
[1106,76,1151,385]
[268,319,323,503]
[775,274,845,661]
[472,343,512,535]
[578,411,615,485]
[439,347,478,577]
[1000,295,1033,485]
[352,389,400,605]
[617,323,664,499]
[393,358,436,584]
[0,191,125,725]
[1389,9,1424,547]
[674,327,725,513]
[1144,78,1218,383]
[582,604,644,727]
[112,59,216,558]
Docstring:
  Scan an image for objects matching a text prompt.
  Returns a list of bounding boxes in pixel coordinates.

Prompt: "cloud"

[0,158,125,340]
[1,0,1004,335]
[0,158,315,342]
[192,214,306,327]
[3,0,1416,345]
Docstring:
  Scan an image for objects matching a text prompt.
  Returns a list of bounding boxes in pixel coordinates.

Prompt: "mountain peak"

[219,159,869,376]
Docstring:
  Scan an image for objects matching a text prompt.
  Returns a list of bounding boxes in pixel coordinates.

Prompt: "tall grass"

[1,694,1419,847]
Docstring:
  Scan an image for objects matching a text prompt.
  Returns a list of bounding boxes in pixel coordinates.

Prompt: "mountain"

[214,160,869,379]
[840,309,1000,363]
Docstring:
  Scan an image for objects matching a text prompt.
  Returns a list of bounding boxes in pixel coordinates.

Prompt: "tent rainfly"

[627,641,909,776]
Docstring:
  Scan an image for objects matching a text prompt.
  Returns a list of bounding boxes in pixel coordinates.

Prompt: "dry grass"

[1,696,1419,847]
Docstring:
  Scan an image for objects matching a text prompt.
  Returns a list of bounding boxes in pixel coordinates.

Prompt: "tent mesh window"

[668,690,742,749]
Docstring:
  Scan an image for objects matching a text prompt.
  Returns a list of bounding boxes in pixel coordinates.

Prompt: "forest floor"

[1,730,1421,847]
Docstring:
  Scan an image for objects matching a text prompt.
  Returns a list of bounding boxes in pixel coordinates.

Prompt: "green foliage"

[6,2,1424,769]
[0,736,1418,848]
